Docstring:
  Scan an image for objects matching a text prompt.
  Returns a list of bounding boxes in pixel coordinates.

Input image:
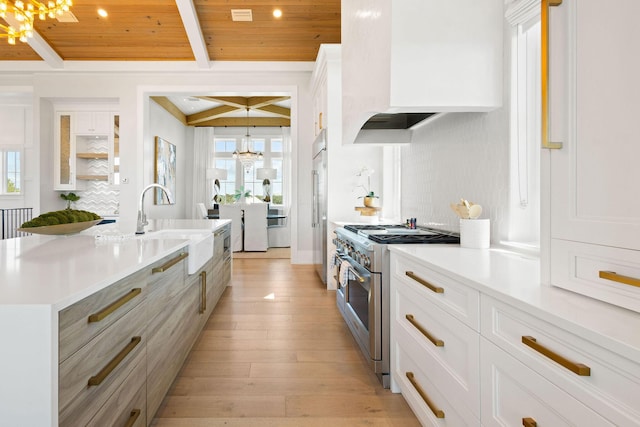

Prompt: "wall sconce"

[256,168,277,203]
[206,168,228,205]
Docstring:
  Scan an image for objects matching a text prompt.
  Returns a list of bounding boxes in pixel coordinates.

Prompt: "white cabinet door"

[548,0,640,310]
[74,111,111,134]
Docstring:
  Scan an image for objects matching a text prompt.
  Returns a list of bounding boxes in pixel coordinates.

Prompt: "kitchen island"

[0,219,230,426]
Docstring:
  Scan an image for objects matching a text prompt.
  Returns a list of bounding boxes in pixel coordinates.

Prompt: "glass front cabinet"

[54,111,120,190]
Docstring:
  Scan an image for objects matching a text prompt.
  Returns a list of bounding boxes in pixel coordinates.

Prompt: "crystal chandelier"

[0,0,73,45]
[233,108,263,171]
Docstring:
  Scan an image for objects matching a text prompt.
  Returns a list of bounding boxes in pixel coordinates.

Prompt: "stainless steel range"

[333,224,459,388]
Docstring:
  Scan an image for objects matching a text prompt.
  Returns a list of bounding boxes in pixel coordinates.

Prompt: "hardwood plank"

[153,258,419,425]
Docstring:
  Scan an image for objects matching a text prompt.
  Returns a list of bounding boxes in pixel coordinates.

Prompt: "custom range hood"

[342,0,504,144]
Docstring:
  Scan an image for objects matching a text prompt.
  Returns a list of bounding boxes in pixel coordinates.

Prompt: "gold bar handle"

[522,417,537,427]
[522,335,590,376]
[405,271,444,294]
[152,252,188,273]
[124,409,141,427]
[88,288,142,323]
[405,314,444,347]
[599,270,640,289]
[541,0,563,149]
[88,336,142,386]
[200,270,207,314]
[406,372,445,419]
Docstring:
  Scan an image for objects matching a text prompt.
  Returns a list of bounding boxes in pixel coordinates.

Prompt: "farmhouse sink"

[142,229,214,274]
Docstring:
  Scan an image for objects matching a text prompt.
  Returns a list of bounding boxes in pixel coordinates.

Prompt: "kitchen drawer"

[392,340,479,426]
[481,294,640,426]
[59,267,147,362]
[480,337,613,426]
[59,300,147,426]
[551,238,640,313]
[391,253,480,330]
[146,250,188,336]
[87,354,146,427]
[392,281,479,417]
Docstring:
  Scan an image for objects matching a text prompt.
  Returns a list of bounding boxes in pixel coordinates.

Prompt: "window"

[506,0,541,249]
[213,132,285,205]
[1,148,22,195]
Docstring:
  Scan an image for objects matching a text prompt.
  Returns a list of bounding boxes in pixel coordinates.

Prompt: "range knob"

[362,254,371,268]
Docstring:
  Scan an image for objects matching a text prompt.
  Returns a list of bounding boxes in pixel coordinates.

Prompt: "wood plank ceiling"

[0,0,341,62]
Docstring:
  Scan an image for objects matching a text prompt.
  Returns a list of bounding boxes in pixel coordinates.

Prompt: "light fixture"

[97,8,107,18]
[206,168,228,205]
[233,107,263,172]
[0,0,73,45]
[273,8,282,18]
[256,168,276,203]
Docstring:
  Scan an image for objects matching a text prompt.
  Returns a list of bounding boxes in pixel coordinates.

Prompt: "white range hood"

[342,0,504,144]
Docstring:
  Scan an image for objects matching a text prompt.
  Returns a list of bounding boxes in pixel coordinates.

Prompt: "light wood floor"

[151,258,420,426]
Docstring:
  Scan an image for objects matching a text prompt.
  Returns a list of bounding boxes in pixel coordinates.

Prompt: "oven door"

[338,257,382,363]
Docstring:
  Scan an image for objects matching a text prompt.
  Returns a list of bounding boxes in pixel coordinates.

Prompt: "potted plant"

[356,167,379,207]
[60,192,80,210]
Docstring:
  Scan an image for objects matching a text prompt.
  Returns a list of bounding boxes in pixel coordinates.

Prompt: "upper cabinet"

[341,0,503,144]
[546,0,640,312]
[54,110,120,190]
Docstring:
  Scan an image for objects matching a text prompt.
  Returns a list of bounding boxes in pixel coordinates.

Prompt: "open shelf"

[76,152,108,159]
[76,175,108,181]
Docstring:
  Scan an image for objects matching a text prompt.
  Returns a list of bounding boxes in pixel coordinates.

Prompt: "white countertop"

[0,219,230,309]
[389,244,640,360]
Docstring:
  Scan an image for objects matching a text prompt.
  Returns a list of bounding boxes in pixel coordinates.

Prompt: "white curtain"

[189,127,214,219]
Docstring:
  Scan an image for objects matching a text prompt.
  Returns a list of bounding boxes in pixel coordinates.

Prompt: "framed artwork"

[154,136,176,204]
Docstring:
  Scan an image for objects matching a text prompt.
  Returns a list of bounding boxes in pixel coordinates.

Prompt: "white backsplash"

[74,181,119,217]
[401,110,509,243]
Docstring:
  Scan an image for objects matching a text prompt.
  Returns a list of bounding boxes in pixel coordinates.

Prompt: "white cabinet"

[341,0,503,145]
[547,0,640,311]
[390,252,480,426]
[54,110,120,190]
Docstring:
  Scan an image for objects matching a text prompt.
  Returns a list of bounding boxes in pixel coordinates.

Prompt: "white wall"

[0,63,314,262]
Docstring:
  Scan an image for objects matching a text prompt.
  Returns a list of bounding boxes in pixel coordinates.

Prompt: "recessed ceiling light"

[273,9,282,18]
[97,9,108,18]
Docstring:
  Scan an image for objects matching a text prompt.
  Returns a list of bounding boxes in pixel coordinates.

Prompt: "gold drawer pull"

[406,372,445,419]
[152,252,188,273]
[405,314,444,347]
[599,270,640,289]
[522,417,537,427]
[200,270,207,314]
[88,288,142,323]
[124,409,141,427]
[522,336,590,376]
[88,336,142,386]
[405,271,444,294]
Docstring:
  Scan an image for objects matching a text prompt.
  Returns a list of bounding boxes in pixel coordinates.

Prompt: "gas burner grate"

[367,233,460,244]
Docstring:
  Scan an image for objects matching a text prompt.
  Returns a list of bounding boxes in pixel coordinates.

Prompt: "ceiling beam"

[254,104,290,119]
[150,96,187,125]
[4,14,63,68]
[175,0,210,69]
[247,96,291,109]
[186,105,241,125]
[193,117,290,127]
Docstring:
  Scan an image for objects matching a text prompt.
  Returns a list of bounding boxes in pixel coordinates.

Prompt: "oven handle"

[333,253,366,283]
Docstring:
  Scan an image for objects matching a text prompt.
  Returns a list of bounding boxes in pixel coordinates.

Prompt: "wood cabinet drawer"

[59,268,147,362]
[393,341,479,426]
[481,295,640,426]
[391,254,480,330]
[146,250,188,336]
[551,238,640,313]
[480,337,613,426]
[392,282,479,417]
[87,355,146,427]
[59,301,147,426]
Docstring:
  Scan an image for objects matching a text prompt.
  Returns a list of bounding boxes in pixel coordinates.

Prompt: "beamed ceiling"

[0,1,340,127]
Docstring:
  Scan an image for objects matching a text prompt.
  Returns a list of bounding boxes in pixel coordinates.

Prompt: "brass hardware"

[522,417,538,427]
[88,288,142,323]
[88,336,142,386]
[124,409,141,427]
[406,372,445,419]
[541,0,563,149]
[406,314,444,347]
[599,270,640,289]
[405,271,444,294]
[152,252,188,273]
[200,270,207,314]
[522,336,590,376]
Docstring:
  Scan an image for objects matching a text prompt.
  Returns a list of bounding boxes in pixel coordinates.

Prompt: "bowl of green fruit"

[18,209,102,235]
